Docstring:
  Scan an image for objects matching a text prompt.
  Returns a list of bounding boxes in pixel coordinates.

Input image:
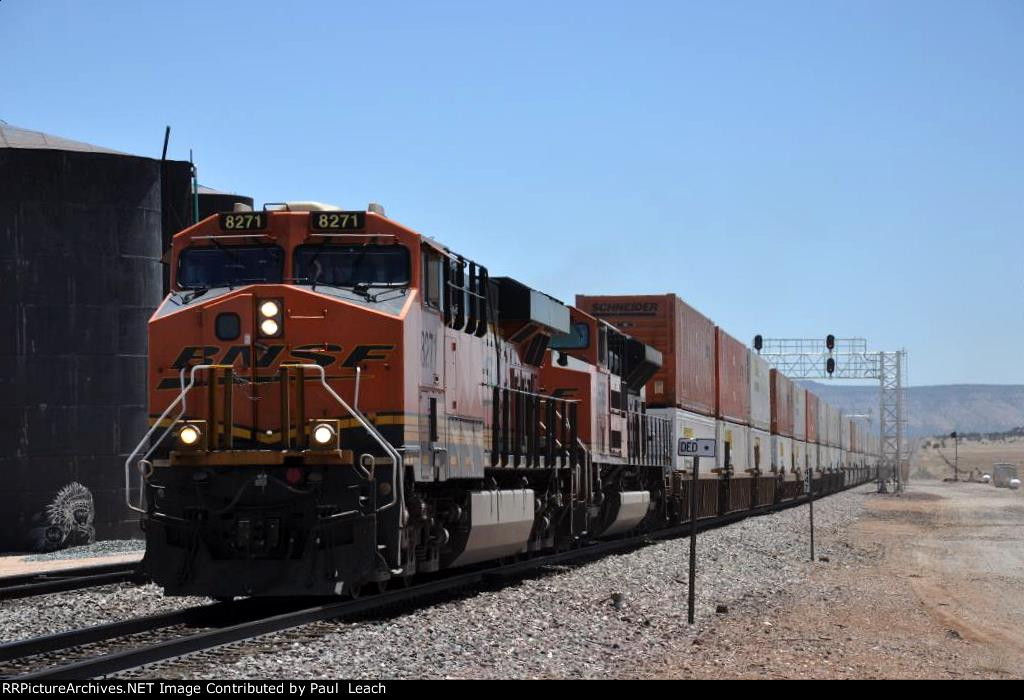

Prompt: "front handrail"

[125,364,403,515]
[288,364,403,517]
[124,363,405,572]
[124,364,217,514]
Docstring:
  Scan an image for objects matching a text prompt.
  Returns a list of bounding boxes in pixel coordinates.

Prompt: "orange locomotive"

[129,204,671,597]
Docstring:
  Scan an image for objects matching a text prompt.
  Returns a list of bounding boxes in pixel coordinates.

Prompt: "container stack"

[575,291,879,491]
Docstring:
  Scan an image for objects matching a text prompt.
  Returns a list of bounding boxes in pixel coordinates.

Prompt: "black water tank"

[0,124,192,552]
[197,185,254,220]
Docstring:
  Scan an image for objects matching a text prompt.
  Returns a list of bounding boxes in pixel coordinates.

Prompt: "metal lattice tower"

[757,338,907,492]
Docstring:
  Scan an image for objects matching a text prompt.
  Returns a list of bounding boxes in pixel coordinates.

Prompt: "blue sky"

[2,1,1021,385]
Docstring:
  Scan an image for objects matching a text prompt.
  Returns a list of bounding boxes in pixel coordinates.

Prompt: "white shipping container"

[747,350,771,431]
[792,440,806,476]
[832,446,842,470]
[806,441,819,473]
[772,435,793,479]
[841,419,852,452]
[650,407,717,474]
[749,427,771,473]
[716,420,750,473]
[792,389,807,441]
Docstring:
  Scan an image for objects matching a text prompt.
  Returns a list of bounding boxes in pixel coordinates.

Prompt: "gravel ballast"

[0,583,205,645]
[120,487,870,679]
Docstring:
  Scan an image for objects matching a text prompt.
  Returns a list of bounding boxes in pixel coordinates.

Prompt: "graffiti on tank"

[27,482,96,552]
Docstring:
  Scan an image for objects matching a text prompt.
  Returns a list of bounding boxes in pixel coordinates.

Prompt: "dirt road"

[660,480,1024,679]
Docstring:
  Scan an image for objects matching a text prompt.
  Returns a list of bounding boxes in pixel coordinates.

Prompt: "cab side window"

[422,251,442,310]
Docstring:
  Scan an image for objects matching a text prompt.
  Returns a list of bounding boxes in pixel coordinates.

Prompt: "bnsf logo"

[168,344,394,371]
[588,302,658,316]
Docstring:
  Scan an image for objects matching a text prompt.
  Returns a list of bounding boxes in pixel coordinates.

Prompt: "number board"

[218,212,268,231]
[310,211,366,231]
[678,438,716,458]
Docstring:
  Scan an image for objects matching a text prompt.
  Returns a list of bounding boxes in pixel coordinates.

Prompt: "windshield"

[293,245,410,287]
[177,245,284,289]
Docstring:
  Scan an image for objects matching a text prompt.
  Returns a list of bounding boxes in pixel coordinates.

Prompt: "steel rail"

[0,563,145,602]
[8,479,869,680]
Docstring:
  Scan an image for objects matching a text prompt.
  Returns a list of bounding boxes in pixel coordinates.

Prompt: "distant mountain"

[797,382,1024,439]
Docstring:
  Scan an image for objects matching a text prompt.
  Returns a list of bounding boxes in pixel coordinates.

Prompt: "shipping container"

[792,387,807,441]
[832,446,842,471]
[749,427,771,473]
[828,404,842,448]
[748,350,771,431]
[817,400,829,448]
[649,407,717,474]
[806,441,819,473]
[842,418,852,452]
[715,328,749,425]
[792,440,806,475]
[772,435,793,478]
[576,294,716,415]
[769,369,794,437]
[805,391,819,444]
[716,420,750,473]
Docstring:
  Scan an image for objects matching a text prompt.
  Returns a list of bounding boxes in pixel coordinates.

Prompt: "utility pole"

[951,431,959,481]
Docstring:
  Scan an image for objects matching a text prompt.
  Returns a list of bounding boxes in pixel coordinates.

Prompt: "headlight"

[260,318,280,336]
[179,425,201,446]
[257,298,284,338]
[307,419,340,450]
[313,423,336,445]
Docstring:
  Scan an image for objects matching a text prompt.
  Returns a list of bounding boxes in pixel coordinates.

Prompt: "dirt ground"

[660,481,1024,679]
[912,436,1024,481]
[0,551,141,579]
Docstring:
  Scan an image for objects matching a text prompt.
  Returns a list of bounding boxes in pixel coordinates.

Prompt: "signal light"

[826,357,836,376]
[753,334,763,352]
[826,334,835,351]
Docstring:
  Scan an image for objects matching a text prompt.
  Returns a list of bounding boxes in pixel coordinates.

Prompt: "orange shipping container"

[715,328,749,424]
[575,293,715,415]
[770,369,794,437]
[805,391,819,444]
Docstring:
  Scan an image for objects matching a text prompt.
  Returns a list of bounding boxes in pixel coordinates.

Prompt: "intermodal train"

[127,203,877,598]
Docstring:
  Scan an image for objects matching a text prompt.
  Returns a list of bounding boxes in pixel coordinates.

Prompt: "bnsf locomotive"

[128,203,874,598]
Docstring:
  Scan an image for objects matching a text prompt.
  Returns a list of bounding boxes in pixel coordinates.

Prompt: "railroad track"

[0,562,145,602]
[0,484,863,680]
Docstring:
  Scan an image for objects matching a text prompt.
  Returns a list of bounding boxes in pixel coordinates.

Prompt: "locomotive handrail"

[287,363,403,517]
[292,363,405,573]
[123,364,220,514]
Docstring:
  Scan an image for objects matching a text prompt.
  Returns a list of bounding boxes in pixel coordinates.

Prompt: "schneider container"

[576,294,715,415]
